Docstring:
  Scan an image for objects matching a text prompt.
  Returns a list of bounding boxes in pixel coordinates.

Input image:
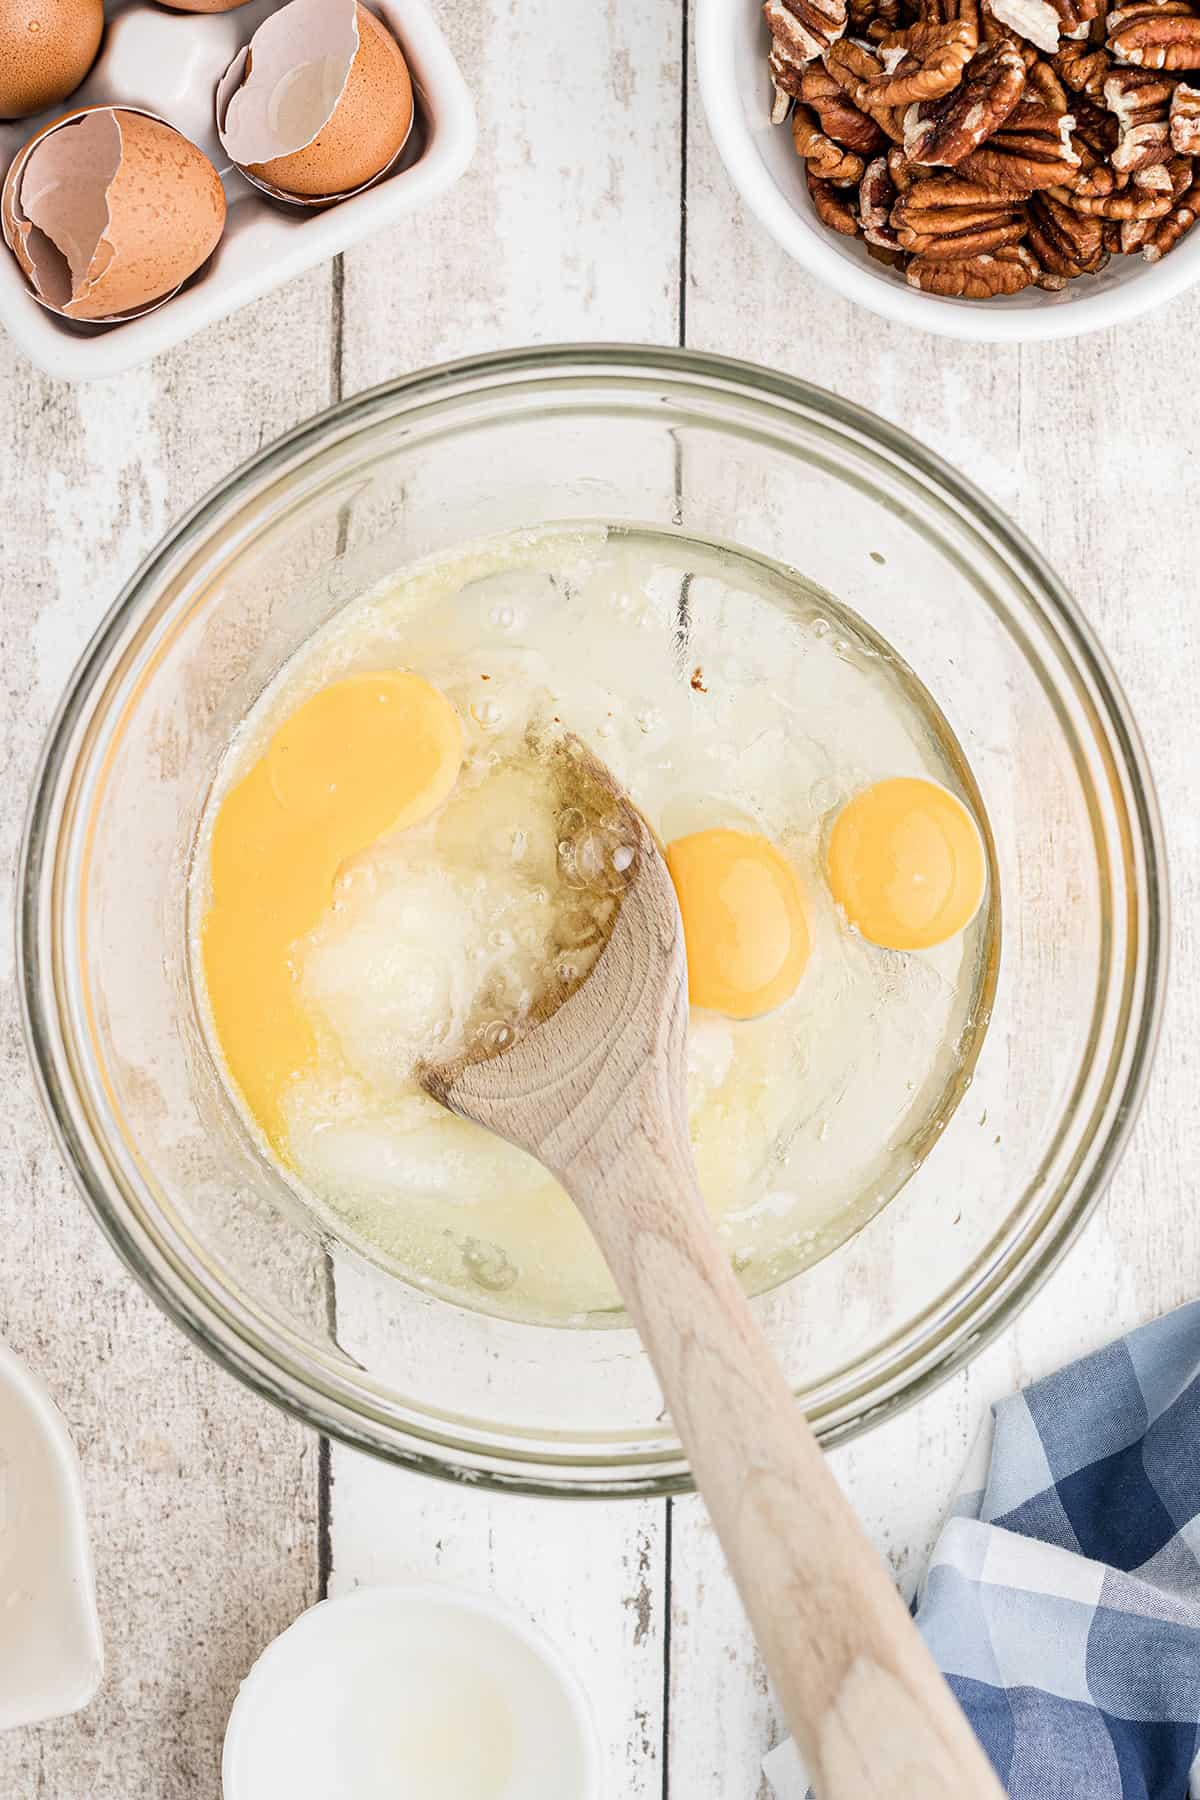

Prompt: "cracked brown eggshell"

[0,0,104,119]
[217,0,413,204]
[2,106,226,321]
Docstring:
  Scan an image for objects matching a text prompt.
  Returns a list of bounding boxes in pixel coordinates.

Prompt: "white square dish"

[0,0,475,380]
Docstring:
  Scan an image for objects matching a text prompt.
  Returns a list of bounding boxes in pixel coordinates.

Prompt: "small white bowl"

[696,0,1200,340]
[0,1340,103,1730]
[222,1583,601,1800]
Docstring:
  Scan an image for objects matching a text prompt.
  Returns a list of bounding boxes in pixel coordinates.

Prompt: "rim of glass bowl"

[19,345,1168,1498]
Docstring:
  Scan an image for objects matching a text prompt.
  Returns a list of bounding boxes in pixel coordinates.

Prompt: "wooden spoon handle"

[566,1130,1003,1800]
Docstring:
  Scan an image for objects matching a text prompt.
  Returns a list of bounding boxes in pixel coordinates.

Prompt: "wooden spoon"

[423,753,1003,1800]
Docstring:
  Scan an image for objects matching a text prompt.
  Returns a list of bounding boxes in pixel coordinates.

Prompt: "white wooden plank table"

[1,1,1197,1794]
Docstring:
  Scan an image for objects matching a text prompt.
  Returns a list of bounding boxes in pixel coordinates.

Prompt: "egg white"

[196,527,991,1322]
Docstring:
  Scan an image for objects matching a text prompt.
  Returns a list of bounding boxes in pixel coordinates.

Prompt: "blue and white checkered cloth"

[764,1302,1200,1799]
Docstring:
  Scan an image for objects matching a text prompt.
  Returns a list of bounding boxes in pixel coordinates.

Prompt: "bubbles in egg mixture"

[193,527,996,1325]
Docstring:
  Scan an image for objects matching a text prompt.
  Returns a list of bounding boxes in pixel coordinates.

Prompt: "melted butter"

[202,670,463,1150]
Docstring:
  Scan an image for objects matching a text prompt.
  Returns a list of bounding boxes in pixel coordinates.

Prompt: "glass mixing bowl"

[20,347,1166,1495]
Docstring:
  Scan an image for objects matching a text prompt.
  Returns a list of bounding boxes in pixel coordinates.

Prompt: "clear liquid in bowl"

[190,525,998,1324]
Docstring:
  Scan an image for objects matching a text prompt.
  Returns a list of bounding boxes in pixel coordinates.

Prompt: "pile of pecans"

[765,0,1200,296]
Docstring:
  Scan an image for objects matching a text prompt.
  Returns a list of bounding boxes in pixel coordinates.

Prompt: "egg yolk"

[666,828,811,1020]
[203,671,463,1149]
[825,777,985,951]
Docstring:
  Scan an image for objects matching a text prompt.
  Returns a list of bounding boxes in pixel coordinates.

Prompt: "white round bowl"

[222,1584,601,1800]
[0,1340,102,1730]
[696,0,1200,340]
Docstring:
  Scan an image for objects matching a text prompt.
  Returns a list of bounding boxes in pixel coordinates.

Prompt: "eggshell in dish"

[1,106,225,321]
[217,0,413,205]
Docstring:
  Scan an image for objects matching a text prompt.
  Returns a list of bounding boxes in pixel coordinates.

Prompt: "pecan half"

[1018,239,1072,282]
[959,97,1082,185]
[1073,91,1122,151]
[986,0,1063,54]
[920,0,980,21]
[887,142,923,184]
[798,63,890,148]
[1105,68,1176,169]
[1067,96,1125,186]
[849,0,904,35]
[1027,56,1072,108]
[1052,36,1112,94]
[769,49,806,109]
[866,239,909,261]
[1119,213,1156,245]
[1107,1,1200,69]
[806,166,863,231]
[1048,172,1176,208]
[765,0,850,76]
[904,38,1028,160]
[1166,148,1195,189]
[792,104,870,179]
[1142,165,1200,250]
[982,11,1044,66]
[892,173,1029,249]
[859,152,905,239]
[1070,141,1123,188]
[859,16,980,101]
[1170,78,1200,145]
[906,243,1039,288]
[1049,0,1104,33]
[1027,184,1111,262]
[827,39,911,134]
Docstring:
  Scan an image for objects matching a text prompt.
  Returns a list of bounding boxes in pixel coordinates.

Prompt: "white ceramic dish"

[0,1339,103,1730]
[696,0,1200,341]
[222,1583,601,1800]
[0,0,475,381]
